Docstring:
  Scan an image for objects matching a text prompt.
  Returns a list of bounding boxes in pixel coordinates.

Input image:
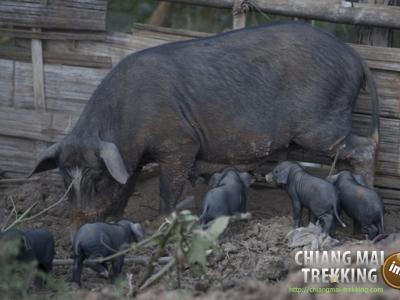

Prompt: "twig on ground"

[138,218,178,287]
[2,180,74,232]
[91,231,163,263]
[52,256,172,266]
[22,180,74,222]
[9,196,17,220]
[139,257,177,291]
[2,201,38,232]
[1,196,17,230]
[126,273,134,298]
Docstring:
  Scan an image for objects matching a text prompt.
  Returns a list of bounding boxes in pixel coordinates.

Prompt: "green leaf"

[187,216,230,268]
[207,216,230,240]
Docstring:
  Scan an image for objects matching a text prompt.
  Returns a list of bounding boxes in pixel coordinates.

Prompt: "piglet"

[0,228,55,273]
[265,161,346,236]
[72,219,144,286]
[199,167,253,225]
[327,170,384,239]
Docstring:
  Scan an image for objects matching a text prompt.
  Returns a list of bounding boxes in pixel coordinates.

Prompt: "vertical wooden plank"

[31,28,46,111]
[148,2,174,27]
[358,0,393,46]
[232,0,247,29]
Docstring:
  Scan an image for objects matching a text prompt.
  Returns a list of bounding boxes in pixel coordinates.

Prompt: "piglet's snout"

[99,270,109,279]
[265,173,273,184]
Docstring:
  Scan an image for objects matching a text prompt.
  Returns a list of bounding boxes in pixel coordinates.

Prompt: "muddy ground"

[1,174,400,299]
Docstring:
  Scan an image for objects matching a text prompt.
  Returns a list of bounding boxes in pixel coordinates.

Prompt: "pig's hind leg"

[72,255,84,286]
[110,256,124,283]
[87,259,109,279]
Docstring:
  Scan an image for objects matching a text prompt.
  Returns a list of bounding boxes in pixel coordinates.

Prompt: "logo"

[295,250,384,284]
[382,252,400,289]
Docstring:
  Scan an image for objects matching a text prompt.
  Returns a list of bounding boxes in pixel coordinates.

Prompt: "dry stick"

[139,257,177,291]
[140,214,235,291]
[2,179,74,232]
[1,196,17,230]
[9,196,17,219]
[138,218,178,287]
[2,202,38,232]
[328,147,341,177]
[126,273,134,298]
[1,208,15,230]
[91,231,164,264]
[249,0,271,21]
[52,256,169,266]
[22,180,74,222]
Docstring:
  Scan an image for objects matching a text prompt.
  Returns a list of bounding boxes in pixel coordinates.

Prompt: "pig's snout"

[100,270,109,279]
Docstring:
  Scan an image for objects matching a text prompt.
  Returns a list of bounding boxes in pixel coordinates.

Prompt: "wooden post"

[149,2,174,27]
[232,0,247,29]
[31,28,46,112]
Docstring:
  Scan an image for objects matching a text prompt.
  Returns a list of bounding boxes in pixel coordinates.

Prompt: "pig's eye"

[94,175,111,193]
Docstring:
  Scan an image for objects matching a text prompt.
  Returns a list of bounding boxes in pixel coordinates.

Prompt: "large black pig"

[29,22,379,224]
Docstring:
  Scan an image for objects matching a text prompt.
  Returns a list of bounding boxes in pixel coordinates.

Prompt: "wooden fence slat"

[0,28,106,41]
[232,0,247,29]
[0,59,107,111]
[0,107,76,143]
[0,0,107,31]
[0,46,113,69]
[31,28,46,112]
[354,71,400,119]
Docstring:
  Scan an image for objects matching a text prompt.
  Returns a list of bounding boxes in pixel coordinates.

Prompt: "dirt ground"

[1,174,400,299]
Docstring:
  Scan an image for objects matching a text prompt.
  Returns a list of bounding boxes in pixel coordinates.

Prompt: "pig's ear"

[276,167,290,186]
[353,174,368,187]
[129,223,145,241]
[28,143,60,177]
[99,140,129,185]
[326,174,339,184]
[209,173,223,188]
[239,172,254,188]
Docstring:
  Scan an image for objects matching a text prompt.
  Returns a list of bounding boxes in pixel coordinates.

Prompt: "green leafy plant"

[0,239,37,298]
[0,237,70,300]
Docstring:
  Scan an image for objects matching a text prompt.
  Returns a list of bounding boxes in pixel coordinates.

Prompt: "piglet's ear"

[209,172,223,188]
[129,223,145,241]
[99,140,129,185]
[353,174,368,187]
[276,167,290,186]
[239,172,254,188]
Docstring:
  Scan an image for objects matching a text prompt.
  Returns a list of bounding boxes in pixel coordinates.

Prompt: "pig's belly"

[198,133,289,165]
